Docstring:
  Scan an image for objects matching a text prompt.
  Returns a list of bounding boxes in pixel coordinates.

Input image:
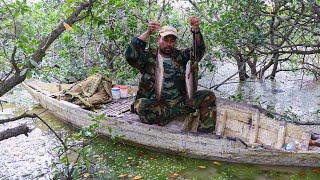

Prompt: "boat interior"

[25,80,187,131]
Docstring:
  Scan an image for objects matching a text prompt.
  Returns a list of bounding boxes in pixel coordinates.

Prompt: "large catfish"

[155,52,164,101]
[185,33,198,107]
[184,56,200,132]
[185,60,198,106]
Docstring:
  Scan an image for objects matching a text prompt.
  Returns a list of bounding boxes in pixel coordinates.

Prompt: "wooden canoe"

[22,80,320,167]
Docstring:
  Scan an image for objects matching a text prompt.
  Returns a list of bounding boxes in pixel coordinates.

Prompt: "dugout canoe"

[22,80,320,167]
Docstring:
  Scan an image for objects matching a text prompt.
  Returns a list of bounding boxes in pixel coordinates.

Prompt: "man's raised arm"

[125,21,160,71]
[189,16,206,61]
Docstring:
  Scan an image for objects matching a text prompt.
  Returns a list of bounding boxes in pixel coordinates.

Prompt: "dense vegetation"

[1,0,320,178]
[1,0,320,97]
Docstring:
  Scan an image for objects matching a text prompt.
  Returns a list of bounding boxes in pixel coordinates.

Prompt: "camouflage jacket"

[125,35,206,102]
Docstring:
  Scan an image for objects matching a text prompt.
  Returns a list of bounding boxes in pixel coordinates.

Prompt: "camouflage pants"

[133,90,216,132]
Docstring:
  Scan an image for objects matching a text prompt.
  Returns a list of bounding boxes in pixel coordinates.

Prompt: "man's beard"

[159,47,173,56]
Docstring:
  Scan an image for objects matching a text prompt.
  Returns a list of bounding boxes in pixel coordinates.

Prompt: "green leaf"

[85,159,91,169]
[107,126,112,134]
[26,70,32,79]
[60,155,68,164]
[29,59,38,68]
[72,168,80,179]
[97,20,106,27]
[95,113,106,121]
[84,130,93,137]
[19,68,28,76]
[19,36,28,43]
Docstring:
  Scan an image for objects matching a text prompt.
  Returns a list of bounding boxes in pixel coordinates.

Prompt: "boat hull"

[22,81,320,167]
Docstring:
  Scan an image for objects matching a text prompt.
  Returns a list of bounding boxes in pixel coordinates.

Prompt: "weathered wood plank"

[248,109,260,144]
[257,128,278,147]
[224,108,252,124]
[275,121,286,149]
[259,116,280,133]
[215,109,227,136]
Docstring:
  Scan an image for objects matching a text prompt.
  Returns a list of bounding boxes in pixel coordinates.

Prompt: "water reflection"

[200,62,320,122]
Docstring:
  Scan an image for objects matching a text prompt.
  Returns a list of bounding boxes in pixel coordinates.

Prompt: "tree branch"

[187,0,216,24]
[33,113,68,150]
[0,112,36,124]
[0,1,95,97]
[0,112,68,150]
[10,46,19,73]
[211,71,238,90]
[157,0,167,21]
[1,0,17,38]
[0,124,32,141]
[34,1,93,61]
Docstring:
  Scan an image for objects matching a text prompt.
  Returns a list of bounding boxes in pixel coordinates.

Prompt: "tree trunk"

[235,53,249,81]
[237,61,247,81]
[269,53,280,79]
[247,60,257,76]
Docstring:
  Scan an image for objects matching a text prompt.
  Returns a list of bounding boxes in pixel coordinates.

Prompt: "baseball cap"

[159,26,178,38]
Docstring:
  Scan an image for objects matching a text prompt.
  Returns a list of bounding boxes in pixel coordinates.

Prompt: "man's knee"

[133,98,152,115]
[133,98,166,125]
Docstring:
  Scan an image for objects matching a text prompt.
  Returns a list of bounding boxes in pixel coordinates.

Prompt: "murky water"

[0,64,320,179]
[199,62,320,121]
[0,86,55,179]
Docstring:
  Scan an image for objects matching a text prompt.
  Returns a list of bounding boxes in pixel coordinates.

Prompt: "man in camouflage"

[125,16,216,132]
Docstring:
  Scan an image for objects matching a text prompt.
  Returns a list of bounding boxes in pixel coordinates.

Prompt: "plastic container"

[119,85,128,98]
[111,87,120,100]
[283,141,299,152]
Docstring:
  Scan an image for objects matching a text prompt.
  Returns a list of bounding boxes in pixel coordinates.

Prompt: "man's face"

[157,35,177,55]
